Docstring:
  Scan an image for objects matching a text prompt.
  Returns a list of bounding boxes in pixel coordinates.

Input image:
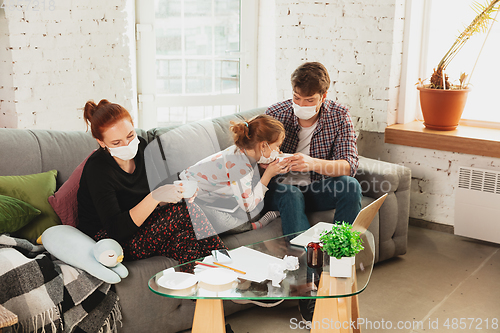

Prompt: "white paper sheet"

[202,246,284,283]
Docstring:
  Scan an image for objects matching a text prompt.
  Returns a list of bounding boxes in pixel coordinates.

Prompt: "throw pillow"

[0,169,60,241]
[48,152,94,227]
[0,194,41,233]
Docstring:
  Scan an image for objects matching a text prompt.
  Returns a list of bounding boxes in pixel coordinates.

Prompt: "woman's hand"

[187,188,199,204]
[151,184,184,203]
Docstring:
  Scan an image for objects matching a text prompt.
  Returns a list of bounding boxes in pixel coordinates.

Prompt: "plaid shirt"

[266,99,359,180]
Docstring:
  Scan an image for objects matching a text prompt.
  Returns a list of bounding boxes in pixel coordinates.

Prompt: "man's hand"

[287,153,316,172]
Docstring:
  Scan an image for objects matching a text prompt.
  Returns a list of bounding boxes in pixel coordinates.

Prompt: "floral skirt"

[93,201,226,266]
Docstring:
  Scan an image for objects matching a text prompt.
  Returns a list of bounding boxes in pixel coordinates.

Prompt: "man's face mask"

[292,102,319,120]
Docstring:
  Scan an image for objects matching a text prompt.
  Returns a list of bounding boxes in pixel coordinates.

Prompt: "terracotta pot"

[417,87,471,130]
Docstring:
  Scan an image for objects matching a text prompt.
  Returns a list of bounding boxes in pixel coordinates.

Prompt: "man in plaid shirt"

[263,62,362,237]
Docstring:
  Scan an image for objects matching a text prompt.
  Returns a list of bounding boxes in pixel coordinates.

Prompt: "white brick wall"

[0,9,16,128]
[359,131,500,226]
[274,0,405,133]
[272,0,500,227]
[0,0,134,130]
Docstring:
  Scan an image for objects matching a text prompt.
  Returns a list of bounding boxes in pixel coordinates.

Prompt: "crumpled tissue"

[283,255,299,271]
[268,263,286,287]
[267,256,299,287]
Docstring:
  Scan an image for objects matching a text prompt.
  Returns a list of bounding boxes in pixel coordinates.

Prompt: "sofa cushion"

[0,194,41,233]
[144,121,226,191]
[48,151,94,227]
[144,108,266,192]
[0,170,60,241]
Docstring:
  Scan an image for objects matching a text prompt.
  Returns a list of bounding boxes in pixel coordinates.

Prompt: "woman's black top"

[77,136,150,244]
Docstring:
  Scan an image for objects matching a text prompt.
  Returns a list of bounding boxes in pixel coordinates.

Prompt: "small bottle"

[307,229,323,268]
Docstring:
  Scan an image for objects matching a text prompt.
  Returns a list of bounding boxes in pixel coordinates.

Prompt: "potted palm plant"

[319,222,364,278]
[417,0,500,130]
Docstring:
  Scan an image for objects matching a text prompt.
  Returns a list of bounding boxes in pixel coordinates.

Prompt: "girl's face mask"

[257,142,280,164]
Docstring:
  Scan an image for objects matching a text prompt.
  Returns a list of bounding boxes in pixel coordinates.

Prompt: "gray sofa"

[0,107,410,332]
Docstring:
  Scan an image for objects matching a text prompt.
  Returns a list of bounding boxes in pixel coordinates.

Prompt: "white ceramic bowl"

[157,272,198,290]
[196,268,238,286]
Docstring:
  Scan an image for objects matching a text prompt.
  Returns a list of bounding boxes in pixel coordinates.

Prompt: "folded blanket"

[0,234,122,333]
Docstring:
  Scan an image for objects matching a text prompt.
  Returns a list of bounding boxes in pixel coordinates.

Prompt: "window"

[136,0,257,129]
[399,0,500,125]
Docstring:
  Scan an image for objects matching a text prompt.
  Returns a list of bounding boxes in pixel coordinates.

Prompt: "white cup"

[174,180,198,198]
[276,153,294,163]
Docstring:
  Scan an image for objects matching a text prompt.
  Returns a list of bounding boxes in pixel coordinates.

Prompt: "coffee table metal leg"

[192,299,226,333]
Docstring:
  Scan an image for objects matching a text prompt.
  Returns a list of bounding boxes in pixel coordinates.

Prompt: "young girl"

[77,99,226,266]
[178,114,291,234]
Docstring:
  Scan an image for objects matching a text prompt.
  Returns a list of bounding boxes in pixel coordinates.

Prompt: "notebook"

[201,246,284,283]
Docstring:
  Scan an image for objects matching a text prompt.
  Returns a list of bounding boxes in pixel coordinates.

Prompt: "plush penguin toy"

[40,225,129,284]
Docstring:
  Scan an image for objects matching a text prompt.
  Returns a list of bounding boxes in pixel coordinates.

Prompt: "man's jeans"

[264,176,362,236]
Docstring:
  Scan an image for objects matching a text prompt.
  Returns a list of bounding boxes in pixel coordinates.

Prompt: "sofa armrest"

[355,156,411,261]
[355,156,410,198]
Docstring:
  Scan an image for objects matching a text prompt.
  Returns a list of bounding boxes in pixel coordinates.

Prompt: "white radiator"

[454,166,500,244]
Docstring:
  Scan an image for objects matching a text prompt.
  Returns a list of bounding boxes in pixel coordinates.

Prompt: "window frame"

[398,0,500,127]
[135,0,258,129]
[387,0,500,156]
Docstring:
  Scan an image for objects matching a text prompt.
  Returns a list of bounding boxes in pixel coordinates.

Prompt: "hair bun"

[230,120,251,144]
[84,100,97,120]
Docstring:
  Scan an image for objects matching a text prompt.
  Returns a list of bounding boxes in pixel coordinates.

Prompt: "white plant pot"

[329,256,355,278]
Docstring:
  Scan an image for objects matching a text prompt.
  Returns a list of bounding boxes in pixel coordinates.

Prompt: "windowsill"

[384,120,500,158]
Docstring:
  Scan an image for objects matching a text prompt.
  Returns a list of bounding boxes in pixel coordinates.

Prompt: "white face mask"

[292,101,320,120]
[107,135,139,161]
[257,142,280,164]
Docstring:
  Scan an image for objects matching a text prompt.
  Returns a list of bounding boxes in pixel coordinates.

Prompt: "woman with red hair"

[77,99,225,265]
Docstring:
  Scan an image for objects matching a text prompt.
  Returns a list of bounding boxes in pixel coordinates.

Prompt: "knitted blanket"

[0,235,122,333]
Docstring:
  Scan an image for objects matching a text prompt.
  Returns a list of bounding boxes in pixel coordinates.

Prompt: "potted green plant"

[417,0,499,130]
[319,222,364,278]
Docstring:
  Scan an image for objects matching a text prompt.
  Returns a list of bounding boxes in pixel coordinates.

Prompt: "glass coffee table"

[149,231,375,333]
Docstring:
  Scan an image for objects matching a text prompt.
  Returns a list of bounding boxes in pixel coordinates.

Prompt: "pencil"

[195,261,218,268]
[213,262,246,275]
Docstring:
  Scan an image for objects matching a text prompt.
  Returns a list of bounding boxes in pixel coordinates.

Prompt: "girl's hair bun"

[230,115,284,150]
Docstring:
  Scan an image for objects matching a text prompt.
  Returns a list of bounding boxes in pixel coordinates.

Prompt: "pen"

[213,262,246,275]
[195,261,218,268]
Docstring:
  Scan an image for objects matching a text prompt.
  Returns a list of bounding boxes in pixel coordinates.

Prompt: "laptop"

[290,193,388,247]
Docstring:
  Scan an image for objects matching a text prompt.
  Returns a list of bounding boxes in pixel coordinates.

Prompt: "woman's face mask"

[257,142,280,164]
[107,135,139,161]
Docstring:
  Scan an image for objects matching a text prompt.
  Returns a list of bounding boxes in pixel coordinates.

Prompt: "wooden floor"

[217,226,500,333]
